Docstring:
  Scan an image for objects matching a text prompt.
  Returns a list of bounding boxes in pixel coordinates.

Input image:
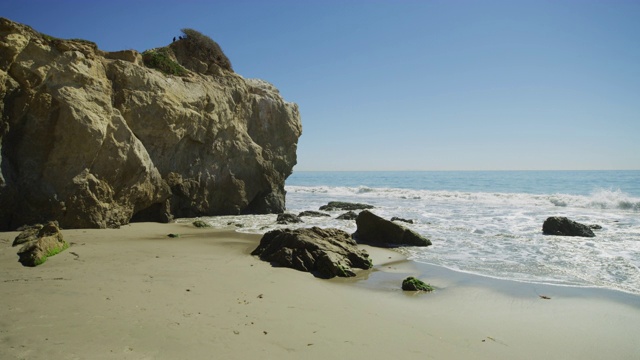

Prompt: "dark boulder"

[251,227,373,278]
[589,224,602,230]
[298,211,331,218]
[542,216,595,237]
[276,213,303,225]
[319,201,374,211]
[337,211,358,220]
[13,221,69,266]
[353,210,431,247]
[402,277,434,292]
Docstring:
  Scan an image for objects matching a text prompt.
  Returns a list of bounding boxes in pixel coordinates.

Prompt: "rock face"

[0,18,302,230]
[354,210,431,247]
[13,221,69,266]
[251,227,373,278]
[542,216,595,237]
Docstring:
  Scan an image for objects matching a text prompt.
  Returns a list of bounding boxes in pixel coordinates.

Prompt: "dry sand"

[1,222,639,359]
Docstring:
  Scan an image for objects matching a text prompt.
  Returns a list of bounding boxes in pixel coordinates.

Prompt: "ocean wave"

[548,189,640,211]
[287,185,640,212]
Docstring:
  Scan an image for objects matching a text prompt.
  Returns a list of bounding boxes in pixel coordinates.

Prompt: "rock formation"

[401,277,434,292]
[13,221,68,266]
[353,210,432,247]
[298,210,330,218]
[391,216,414,224]
[336,211,357,220]
[0,18,302,230]
[276,213,303,225]
[251,227,373,278]
[542,216,596,237]
[319,201,374,211]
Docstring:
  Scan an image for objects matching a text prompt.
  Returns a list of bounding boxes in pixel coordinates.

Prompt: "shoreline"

[2,221,639,359]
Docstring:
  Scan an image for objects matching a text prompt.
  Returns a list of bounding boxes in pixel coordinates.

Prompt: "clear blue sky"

[5,0,640,171]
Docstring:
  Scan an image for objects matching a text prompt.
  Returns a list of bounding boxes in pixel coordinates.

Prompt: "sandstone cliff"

[0,18,302,230]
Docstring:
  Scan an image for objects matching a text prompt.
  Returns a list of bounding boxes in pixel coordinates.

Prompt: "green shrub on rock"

[142,48,187,76]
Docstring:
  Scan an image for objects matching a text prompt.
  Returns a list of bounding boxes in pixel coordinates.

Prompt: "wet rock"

[276,213,303,225]
[336,211,358,220]
[298,211,331,218]
[391,217,414,224]
[319,201,374,211]
[542,216,595,237]
[354,210,431,247]
[192,220,210,228]
[14,221,69,266]
[402,277,434,292]
[251,227,372,278]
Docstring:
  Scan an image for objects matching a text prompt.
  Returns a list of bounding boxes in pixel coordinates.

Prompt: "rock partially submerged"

[298,211,331,218]
[319,201,374,211]
[542,216,596,237]
[251,227,372,278]
[354,210,431,247]
[192,220,210,228]
[276,213,303,225]
[337,211,358,220]
[402,277,434,292]
[13,221,69,266]
[391,217,414,224]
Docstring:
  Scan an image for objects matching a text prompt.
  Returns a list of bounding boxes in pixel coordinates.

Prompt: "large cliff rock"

[0,18,302,230]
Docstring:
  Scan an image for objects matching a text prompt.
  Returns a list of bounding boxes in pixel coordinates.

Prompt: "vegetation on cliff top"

[141,28,231,76]
[180,28,232,71]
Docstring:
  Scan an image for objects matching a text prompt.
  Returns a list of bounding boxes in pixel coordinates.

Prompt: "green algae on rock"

[192,220,210,228]
[14,222,69,267]
[402,277,434,292]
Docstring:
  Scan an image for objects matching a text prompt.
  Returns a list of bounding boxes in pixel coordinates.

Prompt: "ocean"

[202,171,640,296]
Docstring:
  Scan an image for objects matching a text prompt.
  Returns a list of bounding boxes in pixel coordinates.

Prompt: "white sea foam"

[191,183,640,295]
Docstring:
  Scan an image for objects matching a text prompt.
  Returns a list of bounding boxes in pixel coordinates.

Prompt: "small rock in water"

[336,211,358,220]
[542,216,595,237]
[298,211,331,218]
[192,220,210,228]
[391,217,414,224]
[319,201,374,211]
[354,210,431,247]
[276,213,303,224]
[401,277,434,292]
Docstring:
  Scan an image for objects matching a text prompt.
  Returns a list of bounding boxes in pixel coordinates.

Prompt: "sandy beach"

[1,222,639,360]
